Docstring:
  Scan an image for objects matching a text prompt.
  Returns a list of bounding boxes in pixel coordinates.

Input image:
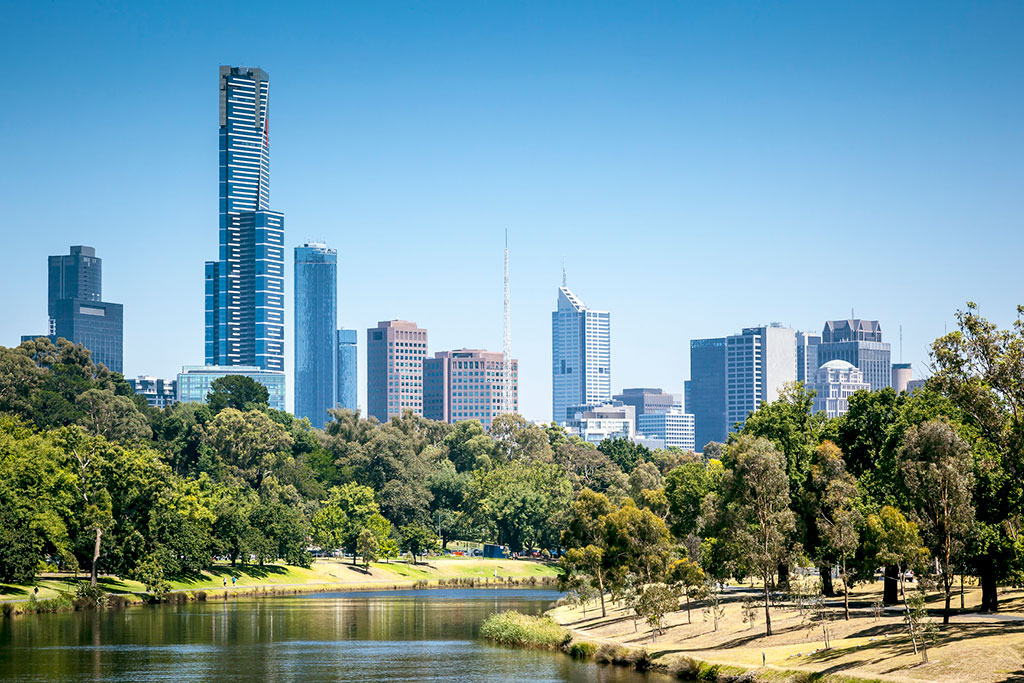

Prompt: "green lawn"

[1,557,558,602]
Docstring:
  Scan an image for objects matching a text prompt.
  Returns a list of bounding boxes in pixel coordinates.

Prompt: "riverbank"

[545,580,1024,683]
[1,557,559,615]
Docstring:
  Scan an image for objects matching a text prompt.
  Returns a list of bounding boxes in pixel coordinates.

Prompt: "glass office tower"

[551,284,611,423]
[294,243,337,427]
[337,328,358,412]
[24,246,123,373]
[205,66,285,374]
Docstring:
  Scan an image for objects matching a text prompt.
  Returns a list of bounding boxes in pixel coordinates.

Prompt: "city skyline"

[3,3,1022,421]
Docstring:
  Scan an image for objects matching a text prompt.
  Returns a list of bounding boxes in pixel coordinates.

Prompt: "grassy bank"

[1,557,559,615]
[546,580,1024,683]
[480,610,570,649]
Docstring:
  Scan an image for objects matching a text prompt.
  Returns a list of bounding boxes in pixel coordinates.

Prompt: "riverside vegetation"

[3,304,1024,679]
[489,303,1022,682]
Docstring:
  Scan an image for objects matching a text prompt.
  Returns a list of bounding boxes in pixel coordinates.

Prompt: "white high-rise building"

[726,324,797,432]
[552,283,610,423]
[638,408,696,452]
[810,360,870,418]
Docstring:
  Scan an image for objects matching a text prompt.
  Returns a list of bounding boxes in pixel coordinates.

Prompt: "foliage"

[399,523,438,563]
[207,375,269,413]
[479,610,570,649]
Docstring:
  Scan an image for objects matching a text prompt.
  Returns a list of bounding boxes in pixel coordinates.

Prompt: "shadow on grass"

[201,565,290,581]
[0,584,29,597]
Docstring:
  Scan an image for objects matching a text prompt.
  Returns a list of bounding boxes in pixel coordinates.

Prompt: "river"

[0,588,664,682]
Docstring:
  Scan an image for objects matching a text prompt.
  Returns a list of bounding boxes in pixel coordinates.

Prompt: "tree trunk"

[960,574,964,610]
[90,527,103,587]
[597,571,607,618]
[899,568,918,655]
[819,565,835,596]
[943,590,951,625]
[764,572,773,636]
[685,591,691,624]
[883,565,899,605]
[842,557,850,621]
[776,563,790,591]
[980,566,999,612]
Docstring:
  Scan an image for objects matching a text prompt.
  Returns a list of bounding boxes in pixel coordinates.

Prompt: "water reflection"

[0,589,662,682]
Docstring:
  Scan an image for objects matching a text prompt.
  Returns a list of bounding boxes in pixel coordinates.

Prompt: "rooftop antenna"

[561,257,567,287]
[503,231,513,415]
[900,324,903,363]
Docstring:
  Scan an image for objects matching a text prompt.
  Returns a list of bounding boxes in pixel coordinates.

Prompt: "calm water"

[0,588,663,682]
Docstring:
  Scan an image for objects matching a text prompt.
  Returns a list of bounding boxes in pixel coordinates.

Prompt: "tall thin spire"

[562,257,567,287]
[503,231,513,414]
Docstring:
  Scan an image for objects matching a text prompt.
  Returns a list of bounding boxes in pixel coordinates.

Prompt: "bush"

[567,641,596,659]
[74,583,106,609]
[629,649,653,672]
[480,610,570,649]
[595,644,633,666]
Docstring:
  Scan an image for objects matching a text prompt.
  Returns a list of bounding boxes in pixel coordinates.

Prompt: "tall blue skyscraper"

[551,281,611,423]
[24,245,123,373]
[337,328,358,412]
[294,243,337,426]
[205,66,285,373]
[686,337,727,449]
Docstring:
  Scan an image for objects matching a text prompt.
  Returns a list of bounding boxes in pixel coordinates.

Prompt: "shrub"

[480,610,569,649]
[595,644,633,666]
[567,641,596,659]
[629,649,653,672]
[74,583,106,609]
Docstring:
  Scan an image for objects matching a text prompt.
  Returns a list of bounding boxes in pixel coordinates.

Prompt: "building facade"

[564,403,635,445]
[337,328,358,412]
[809,360,870,418]
[726,324,796,433]
[423,349,518,426]
[892,362,912,394]
[687,337,727,449]
[552,285,610,423]
[24,246,123,373]
[796,331,821,384]
[205,66,285,375]
[176,365,286,411]
[637,408,696,452]
[294,243,337,427]
[128,376,178,409]
[367,320,427,422]
[613,388,681,419]
[817,319,891,391]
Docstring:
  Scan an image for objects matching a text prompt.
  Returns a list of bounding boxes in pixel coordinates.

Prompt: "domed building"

[809,360,870,418]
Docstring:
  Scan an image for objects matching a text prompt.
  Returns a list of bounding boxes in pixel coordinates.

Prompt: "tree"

[866,506,930,657]
[310,506,344,556]
[811,441,862,620]
[468,461,571,551]
[203,409,293,489]
[366,513,398,562]
[900,418,975,624]
[443,420,495,471]
[635,583,678,639]
[490,414,553,463]
[76,388,152,443]
[665,459,724,540]
[741,383,825,590]
[601,503,674,585]
[0,502,40,583]
[400,523,438,564]
[930,303,1024,612]
[598,437,650,474]
[715,436,797,636]
[207,375,269,413]
[356,528,379,570]
[560,489,616,616]
[668,557,705,624]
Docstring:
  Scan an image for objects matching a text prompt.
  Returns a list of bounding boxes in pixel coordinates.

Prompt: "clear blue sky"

[2,2,1022,420]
